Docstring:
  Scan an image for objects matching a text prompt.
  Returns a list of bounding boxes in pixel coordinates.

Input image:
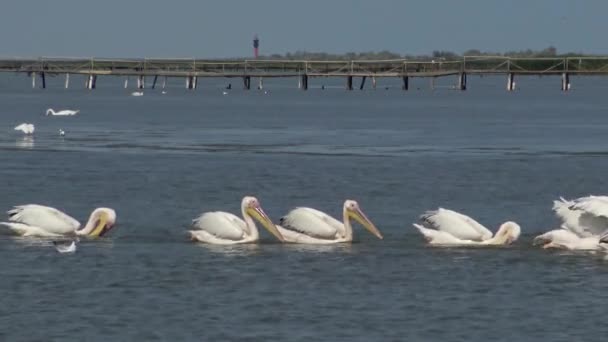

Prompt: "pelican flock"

[0,205,116,238]
[46,108,79,116]
[413,208,521,246]
[189,196,284,244]
[533,196,608,250]
[277,200,383,244]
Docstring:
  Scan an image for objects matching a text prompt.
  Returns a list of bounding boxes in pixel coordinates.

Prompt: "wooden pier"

[2,56,608,91]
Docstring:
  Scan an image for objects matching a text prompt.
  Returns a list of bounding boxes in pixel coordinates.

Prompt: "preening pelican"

[0,205,116,238]
[189,196,284,244]
[14,123,35,135]
[46,108,79,116]
[276,200,383,244]
[413,208,520,246]
[533,196,608,250]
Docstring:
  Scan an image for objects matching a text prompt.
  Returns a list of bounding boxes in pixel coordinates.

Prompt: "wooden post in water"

[40,73,46,89]
[359,76,367,90]
[258,77,263,90]
[162,76,167,89]
[86,74,96,89]
[561,73,570,91]
[243,76,251,90]
[346,76,353,90]
[137,75,145,89]
[372,76,377,90]
[64,74,70,89]
[31,72,36,88]
[402,76,409,91]
[507,73,515,91]
[151,75,158,89]
[300,74,308,90]
[458,72,467,91]
[124,77,129,89]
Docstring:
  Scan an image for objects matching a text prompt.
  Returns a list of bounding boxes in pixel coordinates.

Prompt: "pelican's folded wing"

[191,211,246,240]
[421,208,492,241]
[7,205,80,234]
[279,207,343,239]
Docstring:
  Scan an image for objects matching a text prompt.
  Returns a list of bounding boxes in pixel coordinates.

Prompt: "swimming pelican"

[46,108,79,116]
[413,208,521,246]
[14,123,35,135]
[189,196,284,244]
[276,200,383,244]
[131,91,144,97]
[533,196,608,250]
[59,129,65,137]
[0,205,116,238]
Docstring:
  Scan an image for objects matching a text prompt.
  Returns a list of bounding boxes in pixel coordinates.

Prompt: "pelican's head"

[81,208,117,237]
[344,200,383,239]
[495,221,521,245]
[242,196,284,242]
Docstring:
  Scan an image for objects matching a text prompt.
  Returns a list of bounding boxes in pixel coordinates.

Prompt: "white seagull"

[534,196,608,250]
[276,200,383,244]
[46,108,79,116]
[413,208,521,246]
[14,123,35,135]
[1,204,116,238]
[53,240,77,253]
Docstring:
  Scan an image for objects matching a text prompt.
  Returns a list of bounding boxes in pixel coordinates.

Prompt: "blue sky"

[0,0,602,58]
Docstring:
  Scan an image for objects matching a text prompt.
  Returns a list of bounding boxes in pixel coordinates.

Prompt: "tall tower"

[253,34,259,59]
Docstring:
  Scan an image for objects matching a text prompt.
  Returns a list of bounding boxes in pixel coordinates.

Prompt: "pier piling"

[372,76,377,89]
[152,75,158,89]
[64,74,70,89]
[561,73,571,91]
[40,73,46,89]
[137,75,145,89]
[359,76,367,90]
[402,76,409,91]
[31,72,36,88]
[507,73,515,91]
[243,76,251,90]
[458,72,467,90]
[346,76,353,90]
[300,74,308,90]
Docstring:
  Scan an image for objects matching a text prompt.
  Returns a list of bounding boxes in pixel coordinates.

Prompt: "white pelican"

[0,205,116,238]
[189,196,284,244]
[14,123,35,135]
[413,208,521,246]
[59,129,65,137]
[131,91,144,97]
[46,108,79,116]
[533,196,608,250]
[276,200,383,244]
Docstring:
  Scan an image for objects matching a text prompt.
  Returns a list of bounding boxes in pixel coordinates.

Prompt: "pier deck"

[1,56,607,90]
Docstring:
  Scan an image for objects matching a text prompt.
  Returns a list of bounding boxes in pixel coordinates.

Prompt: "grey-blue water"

[1,74,608,341]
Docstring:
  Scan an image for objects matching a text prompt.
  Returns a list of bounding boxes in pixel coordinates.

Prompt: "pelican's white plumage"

[277,200,383,244]
[131,91,144,97]
[534,196,608,250]
[189,196,284,245]
[14,123,35,135]
[46,108,79,116]
[0,204,116,238]
[413,208,520,246]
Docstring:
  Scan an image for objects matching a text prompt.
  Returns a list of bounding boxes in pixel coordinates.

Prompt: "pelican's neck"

[77,210,97,235]
[46,109,54,115]
[481,224,510,245]
[342,206,353,240]
[241,204,259,239]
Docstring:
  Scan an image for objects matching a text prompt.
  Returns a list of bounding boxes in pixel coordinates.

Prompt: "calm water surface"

[1,74,608,341]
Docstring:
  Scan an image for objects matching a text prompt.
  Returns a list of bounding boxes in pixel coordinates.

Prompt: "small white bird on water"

[46,108,79,116]
[14,123,35,135]
[131,91,144,97]
[59,129,65,137]
[53,240,76,254]
[222,91,228,95]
